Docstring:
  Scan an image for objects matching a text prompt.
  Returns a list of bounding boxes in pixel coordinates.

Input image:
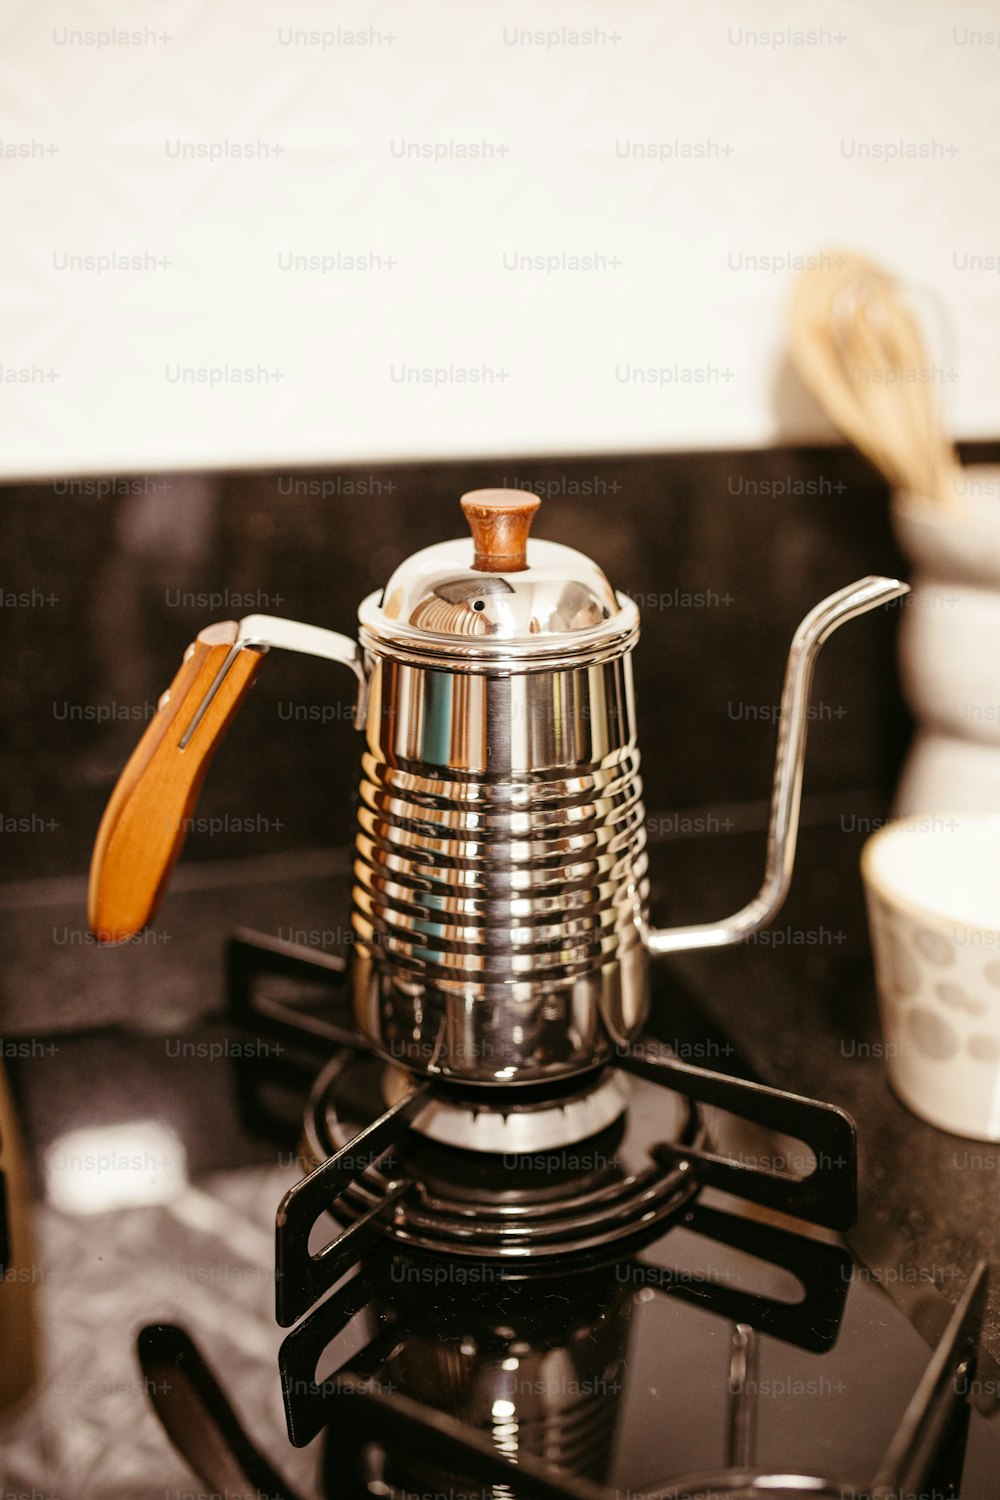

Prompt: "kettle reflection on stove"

[325,1265,635,1496]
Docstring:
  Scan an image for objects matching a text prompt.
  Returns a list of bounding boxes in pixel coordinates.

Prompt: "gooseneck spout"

[643,575,910,956]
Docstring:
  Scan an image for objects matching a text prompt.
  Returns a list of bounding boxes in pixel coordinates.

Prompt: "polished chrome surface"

[644,575,910,955]
[379,534,620,640]
[350,650,650,1083]
[237,613,369,730]
[351,577,910,1080]
[351,576,907,1081]
[175,553,906,1087]
[359,586,640,670]
[237,612,364,674]
[380,1065,631,1151]
[359,653,640,772]
[726,1324,760,1470]
[349,498,643,1088]
[177,612,368,750]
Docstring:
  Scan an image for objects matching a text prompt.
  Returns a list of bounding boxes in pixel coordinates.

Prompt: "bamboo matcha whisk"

[790,250,959,507]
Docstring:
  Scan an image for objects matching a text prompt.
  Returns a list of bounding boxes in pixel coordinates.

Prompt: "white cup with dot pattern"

[862,812,1000,1139]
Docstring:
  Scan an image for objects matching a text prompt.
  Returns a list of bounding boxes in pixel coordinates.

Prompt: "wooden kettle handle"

[87,624,265,944]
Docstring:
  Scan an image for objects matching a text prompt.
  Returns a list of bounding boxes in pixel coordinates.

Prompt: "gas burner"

[379,1063,632,1152]
[300,1050,704,1262]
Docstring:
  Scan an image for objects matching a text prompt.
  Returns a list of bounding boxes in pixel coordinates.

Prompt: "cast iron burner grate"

[227,931,858,1330]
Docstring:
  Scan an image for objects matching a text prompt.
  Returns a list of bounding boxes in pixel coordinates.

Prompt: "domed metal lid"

[370,490,624,649]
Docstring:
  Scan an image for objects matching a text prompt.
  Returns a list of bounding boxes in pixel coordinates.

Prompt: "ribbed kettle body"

[350,650,649,1083]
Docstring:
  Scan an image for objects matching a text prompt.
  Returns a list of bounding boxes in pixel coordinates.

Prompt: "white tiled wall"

[1,0,998,477]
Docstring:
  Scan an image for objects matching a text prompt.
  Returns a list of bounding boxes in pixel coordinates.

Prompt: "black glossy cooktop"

[4,946,1000,1498]
[274,1206,998,1497]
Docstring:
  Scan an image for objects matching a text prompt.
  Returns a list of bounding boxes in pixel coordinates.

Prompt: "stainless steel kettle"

[89,489,907,1085]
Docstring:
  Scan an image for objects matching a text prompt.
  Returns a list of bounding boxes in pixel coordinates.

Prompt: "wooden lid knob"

[460,489,540,573]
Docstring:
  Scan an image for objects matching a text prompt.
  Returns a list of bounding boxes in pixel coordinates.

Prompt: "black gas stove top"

[3,927,999,1499]
[136,1239,992,1500]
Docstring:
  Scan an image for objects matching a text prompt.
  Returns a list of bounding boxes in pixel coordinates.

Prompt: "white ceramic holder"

[892,464,1000,814]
